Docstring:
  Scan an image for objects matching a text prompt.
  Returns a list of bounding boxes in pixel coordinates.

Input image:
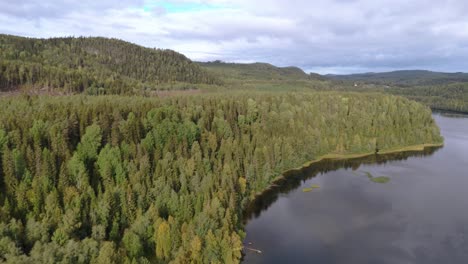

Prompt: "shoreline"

[432,108,468,115]
[249,142,444,201]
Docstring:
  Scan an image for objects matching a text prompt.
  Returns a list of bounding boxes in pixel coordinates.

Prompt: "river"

[243,112,468,264]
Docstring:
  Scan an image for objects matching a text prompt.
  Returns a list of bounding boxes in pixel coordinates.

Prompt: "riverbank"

[250,142,444,201]
[242,113,468,264]
[432,108,468,115]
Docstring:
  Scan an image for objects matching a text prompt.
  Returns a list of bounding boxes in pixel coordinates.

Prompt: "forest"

[383,83,468,113]
[198,62,468,112]
[1,35,467,113]
[0,34,451,263]
[0,34,219,95]
[326,70,468,113]
[0,92,442,263]
[327,70,468,86]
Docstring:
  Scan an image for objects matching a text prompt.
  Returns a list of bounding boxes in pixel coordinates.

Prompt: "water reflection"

[244,147,440,222]
[243,113,468,264]
[436,110,468,119]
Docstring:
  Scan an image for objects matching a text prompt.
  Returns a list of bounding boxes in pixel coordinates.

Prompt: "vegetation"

[0,34,219,95]
[198,62,468,113]
[327,70,468,113]
[199,61,316,81]
[198,61,330,92]
[2,34,466,112]
[302,184,320,192]
[384,83,468,113]
[370,176,390,183]
[0,34,449,263]
[327,70,468,86]
[0,92,442,263]
[362,171,391,183]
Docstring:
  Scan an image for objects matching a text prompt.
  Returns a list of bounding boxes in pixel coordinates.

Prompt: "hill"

[327,70,468,86]
[0,34,219,94]
[198,61,329,91]
[324,70,468,112]
[199,61,312,81]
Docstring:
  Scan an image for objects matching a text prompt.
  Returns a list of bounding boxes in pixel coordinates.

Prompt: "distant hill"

[196,61,330,91]
[325,70,468,112]
[198,61,324,81]
[327,70,468,86]
[0,34,219,94]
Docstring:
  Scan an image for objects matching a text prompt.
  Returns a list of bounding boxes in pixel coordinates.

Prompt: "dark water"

[243,113,468,264]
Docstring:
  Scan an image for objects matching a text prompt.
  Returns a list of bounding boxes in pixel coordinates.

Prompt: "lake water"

[243,113,468,264]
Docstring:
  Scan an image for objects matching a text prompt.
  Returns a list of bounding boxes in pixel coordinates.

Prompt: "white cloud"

[1,0,468,73]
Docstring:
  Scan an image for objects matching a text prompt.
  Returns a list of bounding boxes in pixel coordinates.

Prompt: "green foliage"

[328,70,468,86]
[198,61,332,92]
[326,71,468,113]
[384,83,468,113]
[0,92,442,263]
[0,130,7,152]
[199,61,313,81]
[94,241,118,264]
[155,220,171,260]
[77,125,102,161]
[199,61,468,113]
[122,230,143,259]
[370,176,390,183]
[0,34,220,94]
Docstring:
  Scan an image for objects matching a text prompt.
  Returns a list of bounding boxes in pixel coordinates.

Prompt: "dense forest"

[326,70,468,113]
[198,61,330,91]
[1,35,466,112]
[0,92,442,263]
[383,83,468,113]
[327,70,468,86]
[0,35,219,95]
[197,62,468,112]
[0,34,454,263]
[199,61,312,81]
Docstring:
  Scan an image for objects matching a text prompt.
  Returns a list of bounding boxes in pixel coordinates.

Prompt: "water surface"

[243,113,468,264]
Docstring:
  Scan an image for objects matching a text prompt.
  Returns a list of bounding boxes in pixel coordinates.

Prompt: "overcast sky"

[1,0,468,74]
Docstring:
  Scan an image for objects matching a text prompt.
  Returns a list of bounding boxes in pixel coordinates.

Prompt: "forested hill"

[323,70,468,113]
[197,61,330,91]
[327,70,468,86]
[0,34,219,94]
[199,61,322,81]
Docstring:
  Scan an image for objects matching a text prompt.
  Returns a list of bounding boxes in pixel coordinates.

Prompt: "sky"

[1,0,468,74]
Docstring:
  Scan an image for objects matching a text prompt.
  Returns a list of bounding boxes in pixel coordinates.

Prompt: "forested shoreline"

[383,83,468,113]
[0,92,442,263]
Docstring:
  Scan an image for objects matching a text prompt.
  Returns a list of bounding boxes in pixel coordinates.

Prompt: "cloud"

[1,0,468,73]
[0,0,145,20]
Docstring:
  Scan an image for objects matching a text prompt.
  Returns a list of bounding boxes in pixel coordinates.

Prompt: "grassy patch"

[363,171,391,184]
[303,184,320,192]
[370,176,390,183]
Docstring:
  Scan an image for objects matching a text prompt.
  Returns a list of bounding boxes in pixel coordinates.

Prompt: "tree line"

[384,83,468,113]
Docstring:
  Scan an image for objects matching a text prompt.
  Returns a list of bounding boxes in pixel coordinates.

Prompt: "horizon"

[4,32,468,76]
[2,0,468,74]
